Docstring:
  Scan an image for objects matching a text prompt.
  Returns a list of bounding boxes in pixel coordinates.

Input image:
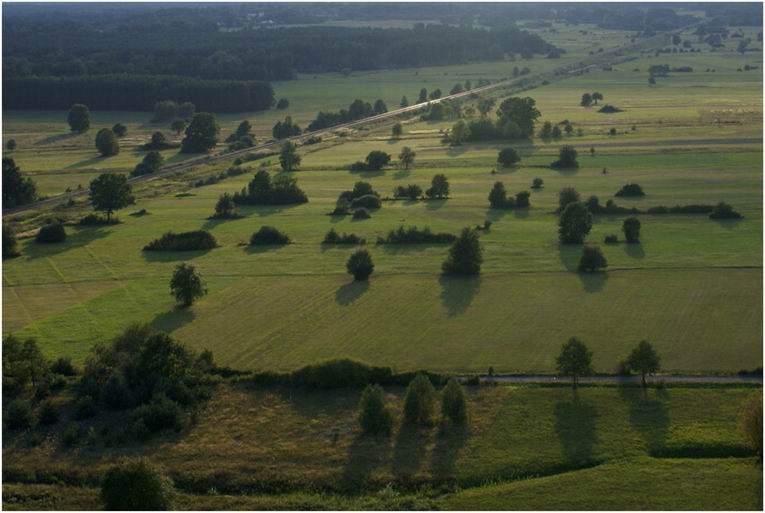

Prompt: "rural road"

[3,28,680,217]
[467,374,763,385]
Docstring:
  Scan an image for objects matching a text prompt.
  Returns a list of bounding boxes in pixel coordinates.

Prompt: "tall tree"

[400,96,409,108]
[556,337,593,388]
[67,104,91,133]
[373,99,388,114]
[442,227,482,276]
[181,112,219,153]
[580,93,593,107]
[426,174,449,199]
[89,173,134,220]
[623,217,641,243]
[626,340,661,387]
[559,202,592,244]
[279,141,301,172]
[418,88,428,103]
[2,158,37,208]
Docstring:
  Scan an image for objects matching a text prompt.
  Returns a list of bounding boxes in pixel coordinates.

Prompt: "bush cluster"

[488,182,531,209]
[323,228,364,245]
[233,171,308,206]
[250,226,290,245]
[393,184,423,200]
[376,225,456,245]
[615,183,645,197]
[709,202,743,219]
[143,231,217,252]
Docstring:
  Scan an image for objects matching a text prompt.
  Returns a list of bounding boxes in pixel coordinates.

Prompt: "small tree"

[213,193,236,218]
[580,93,593,107]
[441,378,467,425]
[178,102,196,120]
[95,128,120,157]
[450,120,470,145]
[592,92,603,104]
[559,202,592,244]
[358,384,393,435]
[426,174,450,199]
[556,337,593,388]
[171,119,187,135]
[497,148,520,166]
[346,250,374,281]
[181,112,219,153]
[6,139,17,151]
[276,98,289,110]
[279,141,301,171]
[112,123,127,137]
[488,181,508,208]
[623,217,641,243]
[67,104,91,133]
[626,340,661,387]
[404,373,436,425]
[418,88,428,103]
[373,99,388,114]
[170,263,207,307]
[89,173,134,220]
[3,223,19,259]
[532,177,544,189]
[740,391,763,459]
[392,123,403,138]
[3,157,38,208]
[578,245,607,272]
[101,459,174,510]
[400,96,409,108]
[442,227,482,276]
[398,146,415,169]
[551,146,579,168]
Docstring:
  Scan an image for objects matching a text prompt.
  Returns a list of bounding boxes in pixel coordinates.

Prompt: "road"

[3,28,678,217]
[466,374,763,385]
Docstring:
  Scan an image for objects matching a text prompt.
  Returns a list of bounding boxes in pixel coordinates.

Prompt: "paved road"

[467,375,763,385]
[3,29,679,217]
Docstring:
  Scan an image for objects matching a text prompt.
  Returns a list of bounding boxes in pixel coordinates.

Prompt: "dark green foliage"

[531,177,544,189]
[272,116,302,139]
[152,100,179,123]
[308,99,375,131]
[709,202,743,219]
[101,458,174,511]
[488,181,510,208]
[377,226,456,245]
[398,146,415,169]
[144,231,217,252]
[171,119,187,135]
[393,184,423,200]
[89,173,134,219]
[615,183,645,197]
[347,249,374,281]
[112,123,127,137]
[740,391,763,458]
[404,373,436,426]
[623,217,641,243]
[170,263,207,307]
[351,150,391,172]
[50,357,77,376]
[598,104,623,113]
[276,98,289,109]
[250,226,290,245]
[95,128,120,157]
[181,112,219,153]
[497,147,520,166]
[6,398,33,429]
[392,123,403,138]
[442,227,482,276]
[78,214,120,226]
[373,99,388,114]
[350,194,382,209]
[555,337,593,388]
[323,228,364,245]
[131,151,165,177]
[515,190,531,208]
[559,202,592,244]
[604,234,619,244]
[3,157,38,208]
[234,170,308,206]
[3,223,20,259]
[551,145,579,168]
[558,187,580,211]
[143,131,178,151]
[133,393,183,433]
[37,399,59,426]
[35,223,66,243]
[6,139,17,150]
[626,340,661,387]
[2,336,50,400]
[496,96,541,138]
[580,93,592,107]
[67,104,90,132]
[578,245,608,272]
[441,378,467,425]
[426,174,449,199]
[74,395,97,420]
[352,208,371,220]
[358,384,393,435]
[212,193,238,219]
[279,141,302,171]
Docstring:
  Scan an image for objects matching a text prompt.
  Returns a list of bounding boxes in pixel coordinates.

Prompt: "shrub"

[578,245,608,272]
[353,208,371,220]
[51,357,77,376]
[709,202,743,219]
[559,202,592,244]
[441,378,467,425]
[6,398,33,429]
[358,384,393,435]
[403,373,436,426]
[38,399,59,426]
[393,184,423,200]
[132,394,182,433]
[598,104,623,113]
[170,263,207,307]
[101,459,174,510]
[233,171,308,206]
[350,194,382,209]
[515,190,531,208]
[551,145,579,168]
[604,234,619,244]
[615,183,645,197]
[102,374,134,410]
[377,226,456,245]
[531,177,544,189]
[346,250,374,281]
[3,223,19,259]
[740,391,763,458]
[211,193,238,219]
[351,150,391,172]
[558,187,580,211]
[497,148,520,166]
[623,217,641,243]
[143,231,217,251]
[250,226,290,245]
[323,228,364,245]
[442,227,483,276]
[74,395,97,420]
[95,128,120,157]
[488,182,511,208]
[36,223,66,243]
[291,359,393,389]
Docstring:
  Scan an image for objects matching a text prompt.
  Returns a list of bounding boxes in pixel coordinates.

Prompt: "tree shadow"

[335,280,370,305]
[393,169,411,180]
[446,146,468,157]
[342,433,391,490]
[554,393,599,464]
[619,386,670,453]
[349,169,386,178]
[513,208,530,219]
[486,208,511,223]
[431,423,469,479]
[623,242,645,259]
[551,165,579,177]
[392,422,429,480]
[21,226,112,260]
[557,243,581,272]
[65,155,109,169]
[150,307,196,334]
[578,271,608,293]
[201,215,245,231]
[34,132,79,146]
[439,275,481,317]
[244,244,289,254]
[142,248,214,262]
[425,199,447,210]
[712,218,744,230]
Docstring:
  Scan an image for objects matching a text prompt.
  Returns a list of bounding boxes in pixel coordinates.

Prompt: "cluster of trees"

[350,150,391,172]
[550,145,579,169]
[497,148,521,166]
[131,152,165,177]
[334,181,381,214]
[279,142,302,172]
[225,120,256,151]
[308,99,387,131]
[3,157,38,208]
[272,116,302,140]
[392,174,450,200]
[181,113,220,153]
[580,92,604,107]
[323,228,364,245]
[151,100,196,123]
[376,226,457,245]
[143,231,218,252]
[95,128,120,157]
[539,120,575,140]
[558,189,592,244]
[442,227,483,276]
[488,182,531,209]
[458,97,542,142]
[233,170,308,206]
[615,183,645,197]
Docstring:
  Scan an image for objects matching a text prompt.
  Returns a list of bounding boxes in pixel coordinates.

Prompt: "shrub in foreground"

[143,231,217,252]
[101,458,174,510]
[358,384,393,435]
[250,226,290,245]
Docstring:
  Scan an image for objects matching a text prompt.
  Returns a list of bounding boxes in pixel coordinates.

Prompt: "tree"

[551,146,579,168]
[477,97,496,118]
[556,337,593,388]
[235,120,252,138]
[450,120,470,145]
[429,88,442,100]
[740,391,763,459]
[132,151,164,177]
[591,92,603,104]
[450,83,464,95]
[391,122,403,138]
[171,119,187,135]
[404,373,436,425]
[214,193,236,218]
[6,139,17,151]
[398,146,415,169]
[272,116,302,139]
[532,177,544,189]
[580,93,592,107]
[426,174,449,199]
[496,97,541,138]
[418,88,428,103]
[564,123,574,136]
[101,459,174,510]
[441,378,467,424]
[346,250,374,281]
[626,340,661,387]
[152,100,179,122]
[515,190,531,208]
[358,384,392,435]
[558,187,580,211]
[276,98,289,110]
[89,173,134,220]
[497,148,520,166]
[178,101,196,120]
[539,121,553,139]
[623,217,641,243]
[3,158,38,208]
[400,96,409,108]
[95,128,120,157]
[170,263,207,307]
[552,125,562,139]
[181,112,219,153]
[67,104,90,133]
[3,224,19,259]
[364,150,391,171]
[488,181,508,208]
[373,99,387,114]
[648,76,656,86]
[442,227,482,276]
[112,123,127,137]
[559,202,592,244]
[279,141,301,171]
[578,245,607,272]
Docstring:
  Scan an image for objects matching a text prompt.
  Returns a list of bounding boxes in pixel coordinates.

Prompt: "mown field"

[3,384,762,510]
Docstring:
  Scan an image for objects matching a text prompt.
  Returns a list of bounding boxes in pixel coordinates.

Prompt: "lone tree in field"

[558,187,580,211]
[67,104,91,133]
[398,146,416,169]
[346,250,374,281]
[181,112,219,153]
[442,227,482,276]
[101,458,174,510]
[441,378,467,425]
[95,128,120,157]
[89,173,134,220]
[477,97,496,118]
[532,177,544,189]
[623,217,641,243]
[580,93,593,107]
[551,145,579,168]
[373,99,388,114]
[740,391,763,459]
[170,263,207,307]
[404,373,437,426]
[626,340,661,387]
[497,148,520,166]
[426,174,450,199]
[279,141,302,172]
[3,158,38,208]
[578,245,608,272]
[392,122,403,138]
[112,123,127,137]
[559,202,592,244]
[488,181,508,208]
[358,384,393,435]
[556,337,593,389]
